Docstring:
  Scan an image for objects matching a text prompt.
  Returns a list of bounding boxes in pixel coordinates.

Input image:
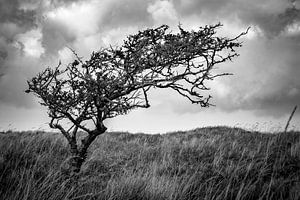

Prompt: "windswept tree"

[26,23,247,175]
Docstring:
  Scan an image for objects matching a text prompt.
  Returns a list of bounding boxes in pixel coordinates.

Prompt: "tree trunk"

[61,127,107,176]
[61,149,85,177]
[69,154,85,174]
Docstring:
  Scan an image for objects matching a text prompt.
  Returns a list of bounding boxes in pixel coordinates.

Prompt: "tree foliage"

[26,23,247,174]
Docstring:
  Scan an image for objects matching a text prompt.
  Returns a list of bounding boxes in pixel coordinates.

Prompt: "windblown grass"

[0,127,299,200]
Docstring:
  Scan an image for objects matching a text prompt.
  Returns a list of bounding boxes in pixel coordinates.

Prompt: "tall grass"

[0,127,299,200]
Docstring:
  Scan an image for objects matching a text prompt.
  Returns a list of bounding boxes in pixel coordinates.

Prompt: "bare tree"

[26,23,247,175]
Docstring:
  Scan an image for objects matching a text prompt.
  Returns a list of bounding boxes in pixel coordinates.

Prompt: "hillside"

[0,127,300,200]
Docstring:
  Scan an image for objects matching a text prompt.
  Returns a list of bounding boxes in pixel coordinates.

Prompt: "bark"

[65,154,85,175]
[62,125,107,176]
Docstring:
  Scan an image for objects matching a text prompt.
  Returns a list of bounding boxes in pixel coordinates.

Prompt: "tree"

[26,23,248,175]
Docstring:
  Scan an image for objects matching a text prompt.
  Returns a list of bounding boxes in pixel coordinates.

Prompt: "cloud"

[174,0,300,37]
[240,5,300,38]
[101,0,152,29]
[0,45,45,108]
[41,0,105,56]
[0,0,154,108]
[147,0,179,26]
[40,0,154,56]
[172,31,300,117]
[156,0,300,117]
[41,14,77,56]
[16,28,44,57]
[0,0,40,76]
[0,0,85,108]
[215,34,300,116]
[0,0,37,29]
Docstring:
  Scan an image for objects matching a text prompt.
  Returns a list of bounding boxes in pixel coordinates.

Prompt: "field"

[0,126,300,200]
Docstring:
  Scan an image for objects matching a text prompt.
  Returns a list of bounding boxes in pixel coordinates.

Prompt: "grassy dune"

[0,126,299,200]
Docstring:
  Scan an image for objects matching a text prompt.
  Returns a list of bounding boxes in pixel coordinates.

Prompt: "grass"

[0,126,299,200]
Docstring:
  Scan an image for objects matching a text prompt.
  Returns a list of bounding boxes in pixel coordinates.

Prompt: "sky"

[0,0,300,133]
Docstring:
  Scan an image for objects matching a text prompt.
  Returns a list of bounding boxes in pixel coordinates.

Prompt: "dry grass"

[0,126,299,200]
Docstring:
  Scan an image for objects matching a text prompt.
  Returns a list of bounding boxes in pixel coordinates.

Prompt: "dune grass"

[0,126,299,200]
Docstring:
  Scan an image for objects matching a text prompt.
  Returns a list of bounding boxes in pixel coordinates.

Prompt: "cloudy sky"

[0,0,300,133]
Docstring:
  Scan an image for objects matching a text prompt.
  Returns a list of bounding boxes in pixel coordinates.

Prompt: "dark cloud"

[0,0,37,28]
[174,0,300,37]
[0,0,39,76]
[49,0,82,4]
[41,19,77,56]
[0,0,85,107]
[239,5,300,38]
[174,0,232,16]
[0,37,15,80]
[208,34,300,117]
[0,43,41,108]
[101,0,152,29]
[0,50,8,60]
